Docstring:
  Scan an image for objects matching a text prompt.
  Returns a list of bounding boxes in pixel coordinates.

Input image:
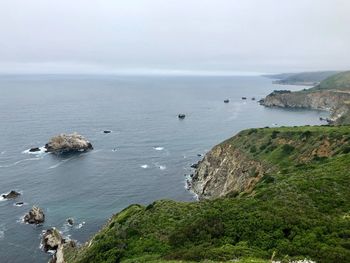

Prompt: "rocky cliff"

[260,71,350,124]
[191,126,350,199]
[192,143,270,199]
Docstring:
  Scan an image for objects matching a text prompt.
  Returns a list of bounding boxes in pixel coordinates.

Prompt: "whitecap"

[159,165,166,170]
[0,196,5,202]
[22,146,47,155]
[153,146,164,151]
[140,164,149,169]
[75,221,86,229]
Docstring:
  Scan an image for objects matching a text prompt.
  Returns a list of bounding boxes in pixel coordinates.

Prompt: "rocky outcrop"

[24,206,45,224]
[42,228,63,252]
[43,228,76,263]
[2,190,20,199]
[45,133,93,154]
[260,90,350,124]
[192,143,270,200]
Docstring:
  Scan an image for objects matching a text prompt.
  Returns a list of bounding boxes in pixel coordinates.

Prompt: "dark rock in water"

[45,133,93,154]
[178,114,186,119]
[29,147,41,152]
[24,206,45,224]
[224,99,230,103]
[197,154,203,157]
[15,202,24,206]
[103,130,112,134]
[42,228,63,252]
[190,163,199,169]
[67,218,74,226]
[242,97,247,100]
[2,190,20,199]
[251,97,256,101]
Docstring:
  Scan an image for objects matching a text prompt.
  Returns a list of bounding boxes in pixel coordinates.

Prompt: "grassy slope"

[264,71,340,84]
[311,71,350,91]
[65,126,350,263]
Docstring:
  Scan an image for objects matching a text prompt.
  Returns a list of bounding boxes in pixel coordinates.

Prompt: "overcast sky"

[0,0,349,74]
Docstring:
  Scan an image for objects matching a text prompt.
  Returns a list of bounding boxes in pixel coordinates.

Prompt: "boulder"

[103,130,112,134]
[224,99,230,103]
[42,228,63,252]
[2,190,20,199]
[45,133,93,154]
[190,163,199,169]
[24,206,45,224]
[67,218,74,226]
[29,147,41,152]
[242,97,247,100]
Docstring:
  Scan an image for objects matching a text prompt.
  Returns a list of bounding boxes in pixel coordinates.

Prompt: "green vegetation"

[264,71,340,86]
[312,71,350,91]
[65,126,350,263]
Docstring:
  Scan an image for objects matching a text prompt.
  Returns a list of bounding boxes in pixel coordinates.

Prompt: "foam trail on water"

[140,164,149,169]
[0,158,41,168]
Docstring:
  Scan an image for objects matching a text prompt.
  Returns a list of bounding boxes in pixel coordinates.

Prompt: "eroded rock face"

[45,133,93,154]
[260,90,350,124]
[24,206,45,224]
[192,144,270,200]
[42,228,63,252]
[2,190,20,199]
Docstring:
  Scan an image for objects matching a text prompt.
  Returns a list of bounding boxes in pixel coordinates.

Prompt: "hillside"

[260,71,350,124]
[63,126,350,263]
[264,71,340,86]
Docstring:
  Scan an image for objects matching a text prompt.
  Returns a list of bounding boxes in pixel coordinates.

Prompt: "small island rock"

[45,133,93,154]
[24,206,45,224]
[2,190,21,199]
[67,218,74,226]
[29,147,41,152]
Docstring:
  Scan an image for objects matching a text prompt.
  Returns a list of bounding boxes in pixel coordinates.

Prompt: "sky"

[0,0,349,75]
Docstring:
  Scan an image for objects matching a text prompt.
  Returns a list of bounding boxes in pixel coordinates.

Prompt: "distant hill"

[312,71,350,91]
[264,71,341,86]
[260,71,350,124]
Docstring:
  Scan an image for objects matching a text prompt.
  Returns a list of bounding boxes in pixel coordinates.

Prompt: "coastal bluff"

[260,71,350,124]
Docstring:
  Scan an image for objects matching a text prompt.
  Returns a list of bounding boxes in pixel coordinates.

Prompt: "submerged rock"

[29,147,41,152]
[67,218,74,226]
[24,206,45,224]
[103,130,112,134]
[45,133,93,154]
[224,99,230,103]
[2,190,20,199]
[178,114,186,119]
[242,97,247,100]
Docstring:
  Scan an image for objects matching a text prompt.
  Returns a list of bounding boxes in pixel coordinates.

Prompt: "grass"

[64,126,350,263]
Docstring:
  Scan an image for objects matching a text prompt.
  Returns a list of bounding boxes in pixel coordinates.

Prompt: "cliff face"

[192,143,269,199]
[260,90,350,122]
[260,71,350,124]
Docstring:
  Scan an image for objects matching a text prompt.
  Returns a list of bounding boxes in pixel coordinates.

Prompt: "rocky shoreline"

[259,89,350,124]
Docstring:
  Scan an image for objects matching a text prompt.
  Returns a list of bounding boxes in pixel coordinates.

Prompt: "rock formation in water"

[2,190,20,199]
[45,133,93,154]
[24,206,45,224]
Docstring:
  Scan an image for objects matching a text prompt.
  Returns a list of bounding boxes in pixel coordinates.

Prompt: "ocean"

[0,75,325,262]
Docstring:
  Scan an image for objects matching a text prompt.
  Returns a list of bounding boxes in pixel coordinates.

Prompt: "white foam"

[22,146,47,155]
[140,164,149,169]
[153,146,164,151]
[14,202,26,207]
[159,165,166,170]
[75,221,86,229]
[0,196,4,202]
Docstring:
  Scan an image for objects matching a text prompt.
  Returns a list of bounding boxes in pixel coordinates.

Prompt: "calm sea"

[0,75,325,262]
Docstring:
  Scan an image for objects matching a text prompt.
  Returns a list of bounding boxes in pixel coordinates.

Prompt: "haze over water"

[0,75,325,262]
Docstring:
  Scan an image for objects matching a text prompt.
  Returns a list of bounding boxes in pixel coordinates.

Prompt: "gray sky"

[0,0,349,74]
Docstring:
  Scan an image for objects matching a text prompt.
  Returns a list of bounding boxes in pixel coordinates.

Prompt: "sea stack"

[2,190,21,199]
[45,133,93,154]
[24,206,45,224]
